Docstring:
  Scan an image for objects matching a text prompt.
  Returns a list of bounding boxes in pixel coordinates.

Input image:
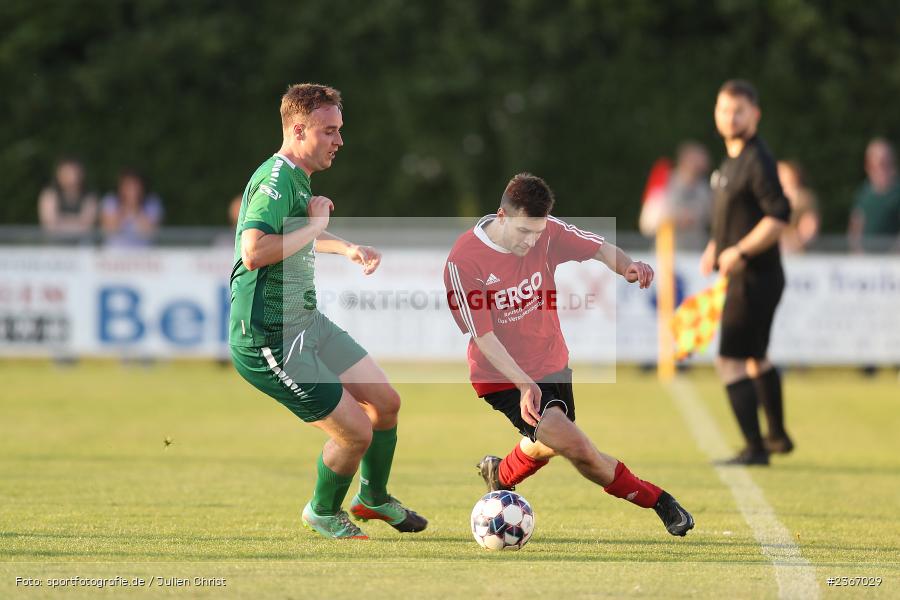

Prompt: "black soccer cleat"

[476,455,515,492]
[654,491,695,537]
[714,446,770,466]
[349,494,428,533]
[389,507,429,533]
[764,434,794,455]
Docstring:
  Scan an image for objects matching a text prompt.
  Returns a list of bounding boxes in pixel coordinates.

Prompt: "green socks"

[311,453,354,516]
[311,426,398,513]
[358,426,397,506]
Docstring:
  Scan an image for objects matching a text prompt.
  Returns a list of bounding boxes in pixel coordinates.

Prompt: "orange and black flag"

[671,277,728,360]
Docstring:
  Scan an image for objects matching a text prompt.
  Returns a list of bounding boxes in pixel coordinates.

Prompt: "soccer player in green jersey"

[230,83,427,539]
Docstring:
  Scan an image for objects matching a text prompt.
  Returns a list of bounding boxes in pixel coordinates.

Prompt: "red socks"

[603,462,663,508]
[497,449,662,511]
[498,444,549,487]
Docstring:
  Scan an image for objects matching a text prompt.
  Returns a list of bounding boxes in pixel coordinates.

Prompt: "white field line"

[668,377,819,600]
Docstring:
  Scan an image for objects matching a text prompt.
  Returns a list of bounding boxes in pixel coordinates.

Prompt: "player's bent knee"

[318,390,374,453]
[337,423,373,454]
[380,386,401,416]
[363,386,400,428]
[536,448,558,461]
[522,439,556,460]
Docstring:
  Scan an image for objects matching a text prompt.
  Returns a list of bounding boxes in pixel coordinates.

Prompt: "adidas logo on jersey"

[485,273,501,285]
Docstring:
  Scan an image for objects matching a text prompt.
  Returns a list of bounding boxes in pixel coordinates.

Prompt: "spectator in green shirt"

[849,138,900,253]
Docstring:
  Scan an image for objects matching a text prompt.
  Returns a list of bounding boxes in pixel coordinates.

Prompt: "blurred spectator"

[101,169,163,247]
[213,194,243,247]
[639,141,712,250]
[848,138,900,253]
[229,194,241,229]
[38,158,98,242]
[668,141,712,248]
[777,160,819,253]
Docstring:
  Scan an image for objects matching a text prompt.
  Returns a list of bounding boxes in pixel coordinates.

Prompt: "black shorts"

[482,368,575,442]
[719,267,785,359]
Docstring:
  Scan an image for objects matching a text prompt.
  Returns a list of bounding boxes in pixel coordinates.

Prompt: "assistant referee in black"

[700,80,793,466]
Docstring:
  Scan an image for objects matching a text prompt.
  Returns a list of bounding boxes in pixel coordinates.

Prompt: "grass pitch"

[1,361,898,598]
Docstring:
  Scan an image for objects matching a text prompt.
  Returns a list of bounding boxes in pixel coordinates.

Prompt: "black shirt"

[711,136,791,271]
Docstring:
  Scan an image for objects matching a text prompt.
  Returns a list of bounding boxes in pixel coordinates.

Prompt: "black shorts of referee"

[482,368,575,442]
[719,265,784,359]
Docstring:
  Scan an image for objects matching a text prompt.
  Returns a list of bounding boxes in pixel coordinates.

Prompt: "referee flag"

[671,277,728,360]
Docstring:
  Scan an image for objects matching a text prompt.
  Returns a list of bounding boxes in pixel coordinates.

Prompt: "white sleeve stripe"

[447,262,466,329]
[452,262,479,336]
[555,221,604,244]
[449,262,477,336]
[548,216,605,244]
[447,261,478,336]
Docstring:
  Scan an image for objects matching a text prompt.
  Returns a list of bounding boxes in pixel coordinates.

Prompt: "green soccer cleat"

[301,502,369,540]
[349,494,428,533]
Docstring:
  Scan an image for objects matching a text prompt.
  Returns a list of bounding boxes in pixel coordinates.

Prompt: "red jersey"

[444,215,604,396]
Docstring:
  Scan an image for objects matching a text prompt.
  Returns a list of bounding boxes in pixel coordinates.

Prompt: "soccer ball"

[470,490,535,550]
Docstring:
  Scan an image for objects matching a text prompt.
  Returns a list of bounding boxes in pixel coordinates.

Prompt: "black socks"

[755,368,786,439]
[726,377,764,451]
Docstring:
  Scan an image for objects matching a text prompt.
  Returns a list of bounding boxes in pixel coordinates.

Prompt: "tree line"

[2,0,899,231]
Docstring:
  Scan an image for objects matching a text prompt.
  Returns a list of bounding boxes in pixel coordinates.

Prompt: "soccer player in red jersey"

[443,173,694,536]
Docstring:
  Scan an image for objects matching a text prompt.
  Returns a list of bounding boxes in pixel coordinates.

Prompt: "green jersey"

[855,181,900,237]
[230,153,316,347]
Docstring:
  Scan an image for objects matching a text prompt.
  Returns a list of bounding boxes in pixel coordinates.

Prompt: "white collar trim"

[473,214,511,254]
[274,153,296,169]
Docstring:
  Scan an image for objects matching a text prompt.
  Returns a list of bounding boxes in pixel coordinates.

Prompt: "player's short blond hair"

[280,83,342,129]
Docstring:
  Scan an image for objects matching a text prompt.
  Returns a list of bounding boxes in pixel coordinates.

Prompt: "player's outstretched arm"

[240,196,333,270]
[315,232,381,275]
[593,243,654,289]
[472,332,543,426]
[314,231,352,254]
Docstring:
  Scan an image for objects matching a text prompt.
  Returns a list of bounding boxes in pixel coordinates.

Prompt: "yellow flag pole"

[656,220,676,381]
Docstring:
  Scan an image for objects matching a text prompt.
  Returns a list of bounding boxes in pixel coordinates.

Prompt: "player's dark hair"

[281,83,343,127]
[117,167,145,188]
[55,156,82,170]
[719,79,759,106]
[500,173,555,217]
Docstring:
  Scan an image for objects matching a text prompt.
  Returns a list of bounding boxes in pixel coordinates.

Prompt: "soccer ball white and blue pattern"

[470,491,535,550]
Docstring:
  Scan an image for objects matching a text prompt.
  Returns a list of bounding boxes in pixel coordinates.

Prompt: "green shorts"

[230,312,368,423]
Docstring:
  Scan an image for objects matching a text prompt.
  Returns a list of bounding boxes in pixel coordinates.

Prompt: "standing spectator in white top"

[101,169,163,247]
[639,141,712,250]
[38,158,98,242]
